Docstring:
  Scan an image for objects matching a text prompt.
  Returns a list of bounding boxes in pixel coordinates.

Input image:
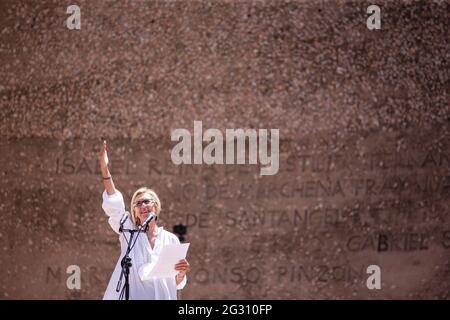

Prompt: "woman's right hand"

[99,140,116,195]
[99,140,109,169]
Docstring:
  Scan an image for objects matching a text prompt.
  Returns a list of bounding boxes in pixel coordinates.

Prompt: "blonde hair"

[130,187,161,226]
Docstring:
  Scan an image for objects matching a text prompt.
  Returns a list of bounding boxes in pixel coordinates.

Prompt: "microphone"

[139,212,157,231]
[119,212,129,232]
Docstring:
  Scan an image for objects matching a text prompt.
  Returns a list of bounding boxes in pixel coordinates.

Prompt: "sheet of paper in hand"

[138,243,190,281]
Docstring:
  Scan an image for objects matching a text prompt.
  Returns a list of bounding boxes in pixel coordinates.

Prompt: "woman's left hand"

[175,259,190,278]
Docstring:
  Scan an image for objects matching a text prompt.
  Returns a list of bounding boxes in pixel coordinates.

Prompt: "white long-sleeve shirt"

[101,189,187,300]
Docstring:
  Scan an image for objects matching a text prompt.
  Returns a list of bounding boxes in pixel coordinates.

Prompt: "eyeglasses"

[134,199,156,207]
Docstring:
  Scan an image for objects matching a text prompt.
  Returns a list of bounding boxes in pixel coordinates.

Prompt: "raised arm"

[98,140,116,195]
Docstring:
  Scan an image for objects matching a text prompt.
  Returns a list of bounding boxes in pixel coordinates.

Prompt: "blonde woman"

[99,140,190,300]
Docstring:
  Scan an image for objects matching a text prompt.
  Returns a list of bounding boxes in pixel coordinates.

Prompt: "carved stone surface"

[0,0,448,299]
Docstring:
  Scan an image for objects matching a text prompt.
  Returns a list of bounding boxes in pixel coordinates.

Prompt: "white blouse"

[101,189,187,300]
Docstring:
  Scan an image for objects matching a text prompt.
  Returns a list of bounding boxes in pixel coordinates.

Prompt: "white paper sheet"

[138,243,190,281]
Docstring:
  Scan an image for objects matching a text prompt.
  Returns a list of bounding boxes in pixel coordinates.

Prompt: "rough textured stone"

[0,0,449,299]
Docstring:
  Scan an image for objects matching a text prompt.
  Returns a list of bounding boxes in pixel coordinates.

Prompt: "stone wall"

[0,0,448,299]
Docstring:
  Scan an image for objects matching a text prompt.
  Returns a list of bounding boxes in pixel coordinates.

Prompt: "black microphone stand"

[116,218,146,300]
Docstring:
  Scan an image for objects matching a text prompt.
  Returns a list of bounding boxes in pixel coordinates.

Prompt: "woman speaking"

[98,140,190,300]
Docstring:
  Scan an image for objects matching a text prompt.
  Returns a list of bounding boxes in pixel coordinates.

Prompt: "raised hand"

[99,140,109,169]
[98,139,116,195]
